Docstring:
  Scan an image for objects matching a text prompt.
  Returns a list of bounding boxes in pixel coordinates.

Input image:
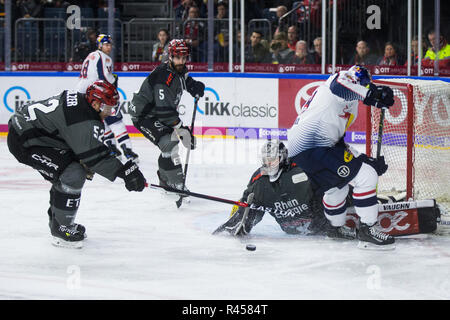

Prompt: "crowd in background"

[1,0,449,67]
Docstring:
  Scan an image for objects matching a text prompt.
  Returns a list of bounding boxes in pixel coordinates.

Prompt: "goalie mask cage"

[367,79,450,214]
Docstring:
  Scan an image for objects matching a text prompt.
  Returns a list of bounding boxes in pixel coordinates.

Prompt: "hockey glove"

[187,80,205,98]
[363,84,394,109]
[358,154,388,176]
[117,161,146,192]
[175,126,196,150]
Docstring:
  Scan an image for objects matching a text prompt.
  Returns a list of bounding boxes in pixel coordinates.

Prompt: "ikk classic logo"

[3,86,32,113]
[198,87,277,119]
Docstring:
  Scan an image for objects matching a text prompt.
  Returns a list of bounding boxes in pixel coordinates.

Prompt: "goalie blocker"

[346,199,441,236]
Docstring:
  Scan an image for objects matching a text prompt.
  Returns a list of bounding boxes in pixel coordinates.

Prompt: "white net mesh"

[369,79,450,214]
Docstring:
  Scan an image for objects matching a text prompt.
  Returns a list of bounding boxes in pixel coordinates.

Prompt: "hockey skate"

[157,170,191,204]
[48,209,86,238]
[326,225,357,240]
[121,145,139,163]
[48,209,86,248]
[357,223,395,250]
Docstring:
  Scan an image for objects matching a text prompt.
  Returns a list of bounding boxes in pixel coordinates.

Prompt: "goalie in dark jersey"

[213,140,350,237]
[7,80,147,249]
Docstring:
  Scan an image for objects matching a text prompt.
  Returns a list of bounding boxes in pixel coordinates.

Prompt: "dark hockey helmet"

[348,65,372,87]
[260,140,289,182]
[168,39,190,57]
[86,80,119,115]
[97,34,112,49]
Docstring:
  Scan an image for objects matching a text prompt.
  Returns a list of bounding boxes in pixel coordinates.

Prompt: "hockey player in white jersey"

[77,34,139,163]
[288,65,396,249]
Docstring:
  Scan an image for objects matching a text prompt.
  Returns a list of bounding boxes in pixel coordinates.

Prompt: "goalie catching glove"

[363,83,394,109]
[117,160,146,191]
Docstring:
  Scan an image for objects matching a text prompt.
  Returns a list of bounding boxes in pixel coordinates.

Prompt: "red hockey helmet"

[168,39,190,57]
[86,80,119,113]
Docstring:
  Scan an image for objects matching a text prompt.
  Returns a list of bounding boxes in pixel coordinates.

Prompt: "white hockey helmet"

[260,140,289,182]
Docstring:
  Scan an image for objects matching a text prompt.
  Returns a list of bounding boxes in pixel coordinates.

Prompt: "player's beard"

[171,60,185,73]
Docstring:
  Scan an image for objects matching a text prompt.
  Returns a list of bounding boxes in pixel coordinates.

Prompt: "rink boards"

[0,72,448,145]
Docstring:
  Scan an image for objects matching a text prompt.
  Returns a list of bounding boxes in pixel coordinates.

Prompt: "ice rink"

[1,136,450,300]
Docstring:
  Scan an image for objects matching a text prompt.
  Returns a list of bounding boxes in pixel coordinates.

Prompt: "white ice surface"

[1,137,450,300]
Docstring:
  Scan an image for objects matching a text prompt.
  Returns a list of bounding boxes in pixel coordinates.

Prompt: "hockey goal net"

[367,79,450,215]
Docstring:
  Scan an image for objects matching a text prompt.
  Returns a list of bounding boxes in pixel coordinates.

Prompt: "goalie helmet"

[86,80,119,115]
[347,65,372,87]
[168,39,190,57]
[260,140,289,182]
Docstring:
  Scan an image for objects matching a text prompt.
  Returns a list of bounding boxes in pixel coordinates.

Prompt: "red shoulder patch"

[251,173,262,183]
[290,162,297,167]
[166,73,174,86]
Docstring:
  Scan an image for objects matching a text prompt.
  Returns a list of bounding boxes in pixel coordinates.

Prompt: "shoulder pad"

[148,63,174,87]
[250,168,264,184]
[63,91,101,126]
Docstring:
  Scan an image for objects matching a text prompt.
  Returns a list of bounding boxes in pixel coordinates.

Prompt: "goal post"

[366,79,450,214]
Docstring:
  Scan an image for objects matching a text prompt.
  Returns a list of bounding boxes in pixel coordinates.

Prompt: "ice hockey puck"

[246,244,256,251]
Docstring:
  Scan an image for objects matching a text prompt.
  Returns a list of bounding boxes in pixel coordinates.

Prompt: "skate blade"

[51,236,83,249]
[357,241,395,251]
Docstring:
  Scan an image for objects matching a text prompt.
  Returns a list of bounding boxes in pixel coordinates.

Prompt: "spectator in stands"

[245,30,272,63]
[286,25,298,51]
[287,40,314,64]
[17,0,42,18]
[183,5,206,62]
[405,35,427,66]
[376,41,404,66]
[175,0,193,20]
[214,29,230,63]
[215,0,228,40]
[71,28,97,62]
[270,31,293,64]
[152,28,170,63]
[312,36,322,64]
[348,40,377,65]
[273,5,288,34]
[423,29,450,68]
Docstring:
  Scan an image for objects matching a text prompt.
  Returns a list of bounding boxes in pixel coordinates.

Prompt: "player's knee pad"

[350,163,379,225]
[56,162,87,193]
[159,135,181,166]
[323,185,349,226]
[350,162,378,208]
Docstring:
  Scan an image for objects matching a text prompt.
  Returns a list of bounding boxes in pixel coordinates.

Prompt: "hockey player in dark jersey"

[129,39,205,195]
[7,80,147,248]
[213,141,348,237]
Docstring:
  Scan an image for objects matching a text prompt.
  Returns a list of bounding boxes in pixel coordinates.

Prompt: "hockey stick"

[148,183,294,216]
[376,107,386,159]
[176,95,199,208]
[150,183,249,207]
